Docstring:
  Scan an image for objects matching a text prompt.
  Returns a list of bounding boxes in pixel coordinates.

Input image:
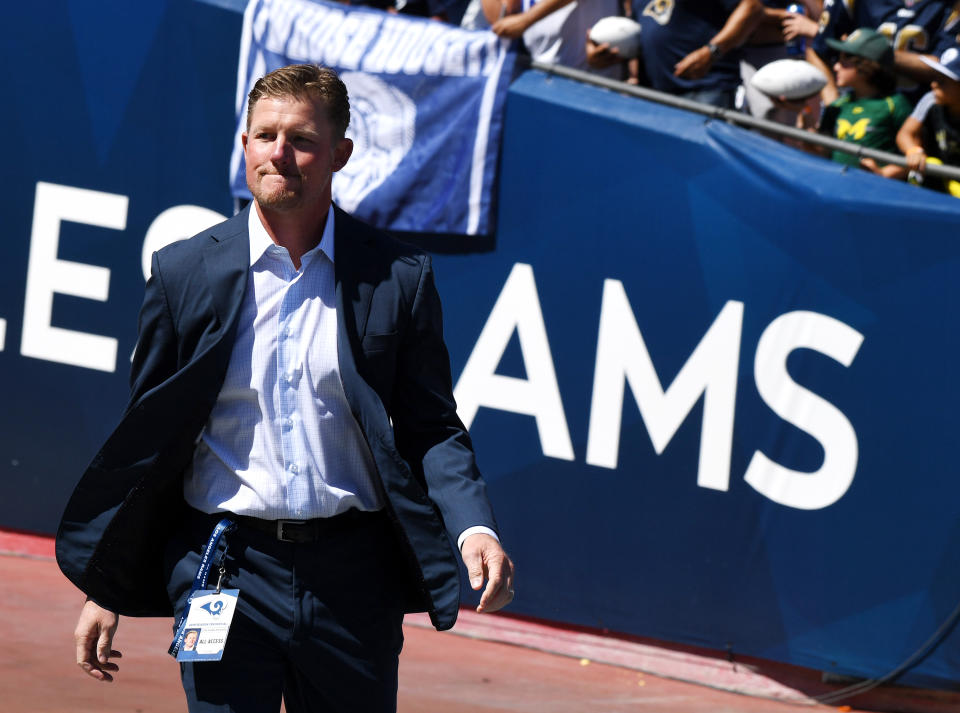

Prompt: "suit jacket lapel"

[334,205,387,436]
[202,205,251,334]
[334,205,378,352]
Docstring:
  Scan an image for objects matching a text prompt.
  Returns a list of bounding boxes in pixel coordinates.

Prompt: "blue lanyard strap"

[192,518,236,591]
[168,517,236,657]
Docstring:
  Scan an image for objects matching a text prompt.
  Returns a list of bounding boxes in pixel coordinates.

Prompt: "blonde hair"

[246,64,350,139]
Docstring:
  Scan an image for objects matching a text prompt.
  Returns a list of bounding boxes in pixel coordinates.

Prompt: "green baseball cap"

[826,28,894,66]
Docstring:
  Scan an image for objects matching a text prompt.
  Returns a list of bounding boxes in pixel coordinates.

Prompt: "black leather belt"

[232,509,379,543]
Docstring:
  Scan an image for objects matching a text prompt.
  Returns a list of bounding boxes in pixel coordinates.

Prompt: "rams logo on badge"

[201,600,226,616]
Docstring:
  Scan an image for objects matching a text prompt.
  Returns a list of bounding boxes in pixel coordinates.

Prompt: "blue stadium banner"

[435,70,960,689]
[10,0,960,688]
[230,0,516,235]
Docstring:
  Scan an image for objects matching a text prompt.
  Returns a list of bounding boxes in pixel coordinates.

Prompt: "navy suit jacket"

[55,205,496,631]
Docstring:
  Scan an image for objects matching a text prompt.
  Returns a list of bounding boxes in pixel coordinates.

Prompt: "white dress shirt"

[184,206,496,548]
[184,205,382,520]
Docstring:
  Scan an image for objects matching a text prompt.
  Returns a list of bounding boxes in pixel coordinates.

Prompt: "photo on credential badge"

[175,590,239,662]
[182,629,200,652]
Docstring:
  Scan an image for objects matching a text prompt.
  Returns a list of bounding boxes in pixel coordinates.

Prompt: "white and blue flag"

[231,0,517,235]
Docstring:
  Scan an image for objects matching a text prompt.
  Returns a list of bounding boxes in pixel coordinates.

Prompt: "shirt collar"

[247,203,336,267]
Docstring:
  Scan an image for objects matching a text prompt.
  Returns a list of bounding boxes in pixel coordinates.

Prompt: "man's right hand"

[585,34,623,69]
[74,597,122,682]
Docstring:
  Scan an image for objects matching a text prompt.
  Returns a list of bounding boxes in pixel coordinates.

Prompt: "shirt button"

[289,463,299,474]
[283,417,294,429]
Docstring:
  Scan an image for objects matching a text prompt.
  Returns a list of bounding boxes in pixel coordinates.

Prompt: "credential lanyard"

[168,517,236,657]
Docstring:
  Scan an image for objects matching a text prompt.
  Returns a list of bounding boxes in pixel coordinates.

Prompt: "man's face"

[242,95,352,213]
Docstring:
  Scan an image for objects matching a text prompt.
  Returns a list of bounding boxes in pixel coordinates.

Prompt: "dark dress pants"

[165,509,406,713]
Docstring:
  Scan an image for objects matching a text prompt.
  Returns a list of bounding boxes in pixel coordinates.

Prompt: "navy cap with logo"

[825,28,894,66]
[920,47,960,82]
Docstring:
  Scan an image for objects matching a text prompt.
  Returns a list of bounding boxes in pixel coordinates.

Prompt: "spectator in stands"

[406,0,472,23]
[897,47,960,195]
[808,0,960,105]
[481,0,622,77]
[817,28,911,177]
[782,1,820,45]
[741,1,822,121]
[586,0,764,109]
[345,0,471,24]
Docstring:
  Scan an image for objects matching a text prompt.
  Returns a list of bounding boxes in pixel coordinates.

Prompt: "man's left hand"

[461,533,515,613]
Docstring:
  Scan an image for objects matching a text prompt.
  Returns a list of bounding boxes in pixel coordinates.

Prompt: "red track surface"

[1,532,953,713]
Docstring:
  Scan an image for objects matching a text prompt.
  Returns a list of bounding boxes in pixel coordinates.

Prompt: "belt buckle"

[276,519,305,542]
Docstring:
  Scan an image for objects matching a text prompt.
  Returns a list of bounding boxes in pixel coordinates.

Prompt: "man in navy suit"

[57,63,514,712]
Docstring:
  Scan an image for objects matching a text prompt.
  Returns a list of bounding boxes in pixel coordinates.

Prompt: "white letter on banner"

[0,318,6,351]
[141,206,227,281]
[466,38,486,77]
[264,0,299,53]
[340,15,382,70]
[307,6,345,58]
[22,182,127,372]
[585,283,742,490]
[443,38,467,77]
[744,311,863,510]
[483,36,502,75]
[286,4,323,60]
[422,28,452,76]
[454,263,574,461]
[325,13,363,66]
[362,19,403,73]
[385,20,425,74]
[404,23,445,75]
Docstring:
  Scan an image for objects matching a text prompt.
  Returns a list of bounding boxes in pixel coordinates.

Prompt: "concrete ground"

[0,533,948,713]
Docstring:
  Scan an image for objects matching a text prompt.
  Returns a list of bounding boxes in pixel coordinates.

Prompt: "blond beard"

[250,172,303,211]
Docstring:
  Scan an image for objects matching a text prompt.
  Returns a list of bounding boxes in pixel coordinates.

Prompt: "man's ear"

[241,132,249,155]
[332,137,353,172]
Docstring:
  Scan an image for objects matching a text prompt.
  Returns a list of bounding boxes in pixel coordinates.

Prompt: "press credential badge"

[175,589,239,662]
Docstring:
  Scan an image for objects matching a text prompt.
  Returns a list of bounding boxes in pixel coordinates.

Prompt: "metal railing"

[530,61,960,184]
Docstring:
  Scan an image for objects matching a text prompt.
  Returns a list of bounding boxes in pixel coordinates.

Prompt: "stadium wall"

[3,0,960,690]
